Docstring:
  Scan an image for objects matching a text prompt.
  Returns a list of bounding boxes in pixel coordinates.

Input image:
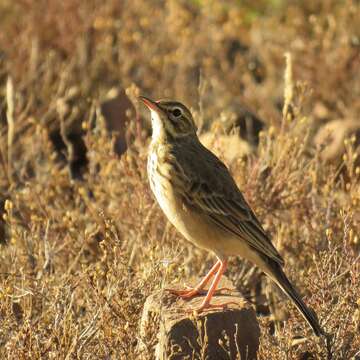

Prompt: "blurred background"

[0,0,359,358]
[1,0,359,168]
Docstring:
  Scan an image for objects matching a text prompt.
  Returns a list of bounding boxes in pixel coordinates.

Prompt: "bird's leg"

[166,260,220,299]
[196,259,239,311]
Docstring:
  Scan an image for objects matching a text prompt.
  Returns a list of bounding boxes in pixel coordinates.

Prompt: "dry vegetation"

[0,0,359,359]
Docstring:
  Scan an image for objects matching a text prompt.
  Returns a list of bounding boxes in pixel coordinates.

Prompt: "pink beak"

[139,96,160,112]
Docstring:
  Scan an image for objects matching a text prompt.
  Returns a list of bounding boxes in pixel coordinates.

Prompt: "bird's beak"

[139,96,160,113]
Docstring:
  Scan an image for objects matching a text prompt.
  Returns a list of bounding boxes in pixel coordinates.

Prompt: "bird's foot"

[165,286,200,299]
[187,300,239,314]
[166,286,235,300]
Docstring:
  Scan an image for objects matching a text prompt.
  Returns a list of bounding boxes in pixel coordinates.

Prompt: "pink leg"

[167,260,220,299]
[196,258,238,311]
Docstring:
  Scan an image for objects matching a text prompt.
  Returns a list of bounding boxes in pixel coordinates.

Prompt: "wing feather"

[170,140,284,266]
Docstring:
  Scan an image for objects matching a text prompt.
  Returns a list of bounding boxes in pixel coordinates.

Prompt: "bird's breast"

[147,146,179,223]
[147,143,225,254]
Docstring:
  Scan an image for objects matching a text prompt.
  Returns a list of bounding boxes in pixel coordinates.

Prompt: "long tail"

[264,258,324,337]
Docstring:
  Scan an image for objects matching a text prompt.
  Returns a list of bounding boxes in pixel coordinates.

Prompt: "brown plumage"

[140,96,323,336]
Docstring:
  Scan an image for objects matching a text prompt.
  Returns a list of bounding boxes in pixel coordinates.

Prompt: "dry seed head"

[283,52,294,120]
[268,126,276,136]
[349,228,354,242]
[125,83,140,100]
[30,214,40,222]
[325,228,333,239]
[4,199,13,211]
[82,121,88,130]
[78,187,87,196]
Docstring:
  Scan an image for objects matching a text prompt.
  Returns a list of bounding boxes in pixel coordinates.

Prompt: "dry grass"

[0,1,359,359]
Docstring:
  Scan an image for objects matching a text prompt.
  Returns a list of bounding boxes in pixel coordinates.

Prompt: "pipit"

[140,96,323,336]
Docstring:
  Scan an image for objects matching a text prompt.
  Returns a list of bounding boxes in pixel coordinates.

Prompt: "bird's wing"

[171,140,284,266]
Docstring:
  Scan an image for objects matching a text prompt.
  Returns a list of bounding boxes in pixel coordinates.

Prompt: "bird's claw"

[186,301,239,314]
[166,286,235,300]
[165,287,200,299]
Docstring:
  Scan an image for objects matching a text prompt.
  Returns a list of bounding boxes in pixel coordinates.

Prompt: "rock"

[49,87,137,179]
[199,101,265,164]
[225,102,266,147]
[313,101,330,121]
[314,119,360,163]
[100,87,137,156]
[49,86,88,180]
[140,276,260,360]
[200,132,252,164]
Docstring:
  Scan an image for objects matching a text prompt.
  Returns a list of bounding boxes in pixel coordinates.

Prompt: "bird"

[140,96,323,336]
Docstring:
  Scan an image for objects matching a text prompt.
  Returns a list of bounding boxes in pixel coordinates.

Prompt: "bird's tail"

[264,258,324,337]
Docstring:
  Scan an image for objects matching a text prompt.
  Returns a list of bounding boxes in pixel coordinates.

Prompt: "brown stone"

[100,88,135,156]
[140,277,260,360]
[48,87,137,180]
[225,102,266,147]
[199,132,252,164]
[314,118,360,163]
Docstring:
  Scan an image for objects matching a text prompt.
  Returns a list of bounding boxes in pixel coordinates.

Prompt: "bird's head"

[140,96,197,139]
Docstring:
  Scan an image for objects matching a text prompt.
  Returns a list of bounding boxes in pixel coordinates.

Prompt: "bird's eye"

[172,108,182,117]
